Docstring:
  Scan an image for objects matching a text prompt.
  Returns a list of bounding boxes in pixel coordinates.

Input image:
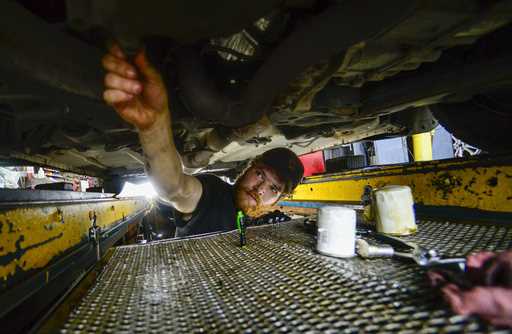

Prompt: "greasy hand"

[428,250,512,327]
[102,44,169,131]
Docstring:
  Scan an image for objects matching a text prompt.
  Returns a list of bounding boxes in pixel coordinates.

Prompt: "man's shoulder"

[196,174,235,213]
[174,173,236,237]
[197,174,232,190]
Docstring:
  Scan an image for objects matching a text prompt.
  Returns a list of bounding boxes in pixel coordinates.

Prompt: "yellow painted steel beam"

[0,198,148,282]
[412,131,433,162]
[289,156,512,213]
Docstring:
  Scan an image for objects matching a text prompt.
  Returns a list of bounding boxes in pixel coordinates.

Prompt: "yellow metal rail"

[289,156,512,214]
[0,197,148,282]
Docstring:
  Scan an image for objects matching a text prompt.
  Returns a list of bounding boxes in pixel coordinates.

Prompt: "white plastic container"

[317,206,356,258]
[373,185,417,235]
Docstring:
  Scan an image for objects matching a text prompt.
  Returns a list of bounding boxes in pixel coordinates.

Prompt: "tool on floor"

[356,232,466,272]
[236,210,246,247]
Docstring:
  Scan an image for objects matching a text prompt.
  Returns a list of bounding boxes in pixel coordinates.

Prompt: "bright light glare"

[118,181,157,198]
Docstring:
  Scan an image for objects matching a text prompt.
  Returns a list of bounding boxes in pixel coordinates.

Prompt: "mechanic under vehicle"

[1,0,512,333]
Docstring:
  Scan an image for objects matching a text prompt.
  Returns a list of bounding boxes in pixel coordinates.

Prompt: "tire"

[325,155,367,173]
[431,96,512,154]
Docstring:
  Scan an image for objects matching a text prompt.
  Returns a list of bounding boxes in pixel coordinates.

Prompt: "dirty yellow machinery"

[285,155,512,219]
[0,190,148,333]
[1,154,512,333]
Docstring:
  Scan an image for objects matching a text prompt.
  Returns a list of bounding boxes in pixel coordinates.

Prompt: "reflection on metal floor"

[56,219,511,333]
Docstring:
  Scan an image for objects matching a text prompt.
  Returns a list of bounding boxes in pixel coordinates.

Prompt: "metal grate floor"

[58,219,512,333]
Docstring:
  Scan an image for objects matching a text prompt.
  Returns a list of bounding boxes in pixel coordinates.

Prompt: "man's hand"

[102,44,169,131]
[428,250,512,327]
[102,43,203,214]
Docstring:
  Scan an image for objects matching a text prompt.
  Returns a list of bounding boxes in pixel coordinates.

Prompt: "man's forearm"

[100,44,201,212]
[137,109,202,214]
[138,112,185,199]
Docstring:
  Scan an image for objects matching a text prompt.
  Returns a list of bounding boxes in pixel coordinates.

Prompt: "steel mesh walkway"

[58,219,512,333]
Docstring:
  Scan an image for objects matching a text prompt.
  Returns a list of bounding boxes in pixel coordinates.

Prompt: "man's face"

[234,163,285,217]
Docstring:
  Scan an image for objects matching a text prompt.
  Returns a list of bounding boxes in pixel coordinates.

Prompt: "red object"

[299,151,325,177]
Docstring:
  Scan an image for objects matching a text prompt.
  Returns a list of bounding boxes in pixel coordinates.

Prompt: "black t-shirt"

[169,174,237,238]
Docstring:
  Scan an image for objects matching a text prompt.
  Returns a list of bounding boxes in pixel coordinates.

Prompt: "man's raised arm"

[101,44,202,213]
